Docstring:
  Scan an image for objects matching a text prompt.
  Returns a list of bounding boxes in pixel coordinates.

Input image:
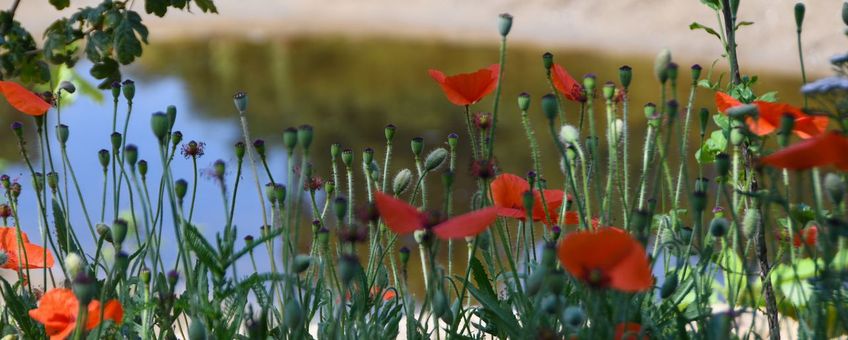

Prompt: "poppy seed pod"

[111,81,121,100]
[666,63,679,83]
[330,143,341,159]
[698,108,710,137]
[274,184,286,205]
[691,64,702,83]
[72,273,97,305]
[447,133,458,150]
[98,149,110,170]
[46,172,58,192]
[121,79,135,102]
[317,227,329,247]
[399,246,411,266]
[665,100,679,121]
[794,3,805,31]
[424,148,448,172]
[619,65,632,89]
[393,169,413,195]
[283,127,298,152]
[97,223,113,243]
[253,139,266,159]
[175,179,188,201]
[582,74,596,92]
[518,92,531,111]
[362,148,374,166]
[385,124,396,142]
[498,13,513,37]
[541,93,559,121]
[341,149,354,168]
[542,52,554,71]
[56,124,69,145]
[114,251,129,276]
[661,272,679,299]
[151,112,169,142]
[138,160,148,178]
[189,319,208,340]
[562,306,585,328]
[213,159,225,179]
[233,91,248,112]
[654,48,672,83]
[710,217,730,237]
[171,131,183,147]
[692,191,708,214]
[411,137,424,157]
[602,82,616,101]
[298,125,313,150]
[695,177,710,193]
[843,1,848,27]
[824,173,846,204]
[166,105,177,131]
[334,196,347,222]
[643,103,657,120]
[167,270,180,288]
[111,132,122,152]
[324,180,335,195]
[715,153,731,177]
[234,142,246,161]
[125,145,138,167]
[265,184,277,204]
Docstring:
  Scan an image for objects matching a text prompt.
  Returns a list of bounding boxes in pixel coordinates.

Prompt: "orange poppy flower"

[615,322,648,340]
[374,192,498,240]
[28,288,123,340]
[428,65,499,106]
[551,64,586,102]
[793,225,818,248]
[490,173,576,225]
[0,81,51,116]
[557,227,652,292]
[759,131,848,171]
[0,227,54,270]
[714,92,828,139]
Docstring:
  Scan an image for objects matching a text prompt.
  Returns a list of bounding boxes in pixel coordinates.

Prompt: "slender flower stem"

[485,36,507,161]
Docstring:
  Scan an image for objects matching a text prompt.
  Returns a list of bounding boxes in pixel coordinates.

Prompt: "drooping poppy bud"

[293,254,312,273]
[619,65,632,89]
[654,48,672,83]
[424,148,448,172]
[97,223,113,243]
[65,252,83,279]
[518,92,531,111]
[698,107,710,138]
[661,271,678,299]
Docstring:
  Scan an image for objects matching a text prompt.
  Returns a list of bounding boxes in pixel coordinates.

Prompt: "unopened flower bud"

[542,52,554,71]
[742,208,760,239]
[234,142,245,161]
[424,148,448,172]
[65,252,83,278]
[98,149,110,170]
[112,219,128,245]
[56,124,69,145]
[151,112,169,142]
[715,153,730,177]
[46,172,58,192]
[175,179,188,201]
[10,122,23,141]
[699,108,710,137]
[274,184,286,204]
[654,48,672,83]
[166,105,177,131]
[73,273,97,305]
[710,217,729,237]
[97,223,113,243]
[582,74,596,92]
[661,272,679,299]
[293,254,312,273]
[213,160,225,179]
[110,132,122,152]
[121,79,135,102]
[431,289,448,318]
[138,160,148,178]
[171,131,183,147]
[447,133,458,150]
[393,169,413,195]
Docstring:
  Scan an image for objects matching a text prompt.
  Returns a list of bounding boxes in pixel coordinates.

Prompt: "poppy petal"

[715,92,741,113]
[557,227,652,292]
[495,207,526,219]
[552,64,585,102]
[791,115,829,139]
[490,173,530,211]
[432,207,499,240]
[374,192,424,234]
[0,81,51,116]
[532,189,565,223]
[760,131,848,170]
[429,65,499,106]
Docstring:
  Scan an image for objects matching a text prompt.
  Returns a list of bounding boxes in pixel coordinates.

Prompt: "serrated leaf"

[49,0,70,10]
[712,114,730,130]
[114,19,142,65]
[689,22,722,41]
[146,0,169,17]
[695,130,727,164]
[468,257,496,300]
[52,198,72,255]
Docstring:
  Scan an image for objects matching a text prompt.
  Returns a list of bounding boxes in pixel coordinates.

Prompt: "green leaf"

[700,0,721,10]
[146,0,169,17]
[52,198,73,255]
[193,0,219,13]
[689,22,722,41]
[696,129,727,164]
[712,114,730,130]
[756,91,779,103]
[114,18,143,65]
[735,21,754,30]
[49,0,70,10]
[468,257,496,300]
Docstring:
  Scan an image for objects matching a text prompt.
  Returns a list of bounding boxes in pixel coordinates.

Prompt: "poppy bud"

[341,149,354,168]
[562,306,585,328]
[112,219,128,245]
[359,149,373,168]
[124,145,138,167]
[175,179,188,202]
[189,319,208,340]
[665,100,679,121]
[643,103,657,120]
[0,204,10,219]
[542,52,554,71]
[498,13,513,37]
[265,183,277,204]
[244,235,254,247]
[1,175,10,191]
[393,169,413,195]
[619,65,632,89]
[234,142,246,161]
[385,124,397,142]
[293,254,312,273]
[138,160,148,178]
[121,79,135,102]
[109,81,121,100]
[338,255,360,286]
[582,74,596,92]
[654,48,672,83]
[689,65,703,84]
[165,105,177,130]
[517,92,531,111]
[541,93,559,122]
[710,217,729,237]
[11,122,23,140]
[742,208,760,239]
[431,289,448,318]
[330,143,341,159]
[171,131,183,147]
[279,127,296,152]
[541,295,561,314]
[98,149,110,170]
[97,223,113,243]
[140,267,151,285]
[111,132,122,152]
[151,112,169,142]
[794,3,805,31]
[317,227,329,247]
[715,153,730,177]
[9,183,20,200]
[46,172,58,192]
[692,190,707,214]
[602,82,616,101]
[73,273,97,305]
[730,127,746,146]
[213,159,225,179]
[274,184,286,204]
[698,107,710,137]
[399,246,411,266]
[31,172,43,193]
[442,170,455,189]
[334,197,347,222]
[424,148,448,172]
[411,137,424,157]
[56,124,69,145]
[825,173,846,204]
[661,272,678,299]
[65,252,83,279]
[233,91,248,113]
[447,133,458,150]
[413,229,430,245]
[667,62,679,83]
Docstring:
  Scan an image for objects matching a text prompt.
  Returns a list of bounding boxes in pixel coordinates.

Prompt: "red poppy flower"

[374,192,498,240]
[557,227,652,292]
[0,227,54,270]
[714,92,828,139]
[428,65,499,106]
[615,322,648,340]
[551,64,586,102]
[29,288,123,340]
[793,225,818,248]
[759,131,848,171]
[490,173,575,225]
[0,81,51,116]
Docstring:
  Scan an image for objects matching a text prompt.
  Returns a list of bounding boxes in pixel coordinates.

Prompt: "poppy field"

[1,0,848,339]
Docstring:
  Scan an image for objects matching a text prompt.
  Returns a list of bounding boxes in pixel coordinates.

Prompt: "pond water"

[0,35,808,292]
